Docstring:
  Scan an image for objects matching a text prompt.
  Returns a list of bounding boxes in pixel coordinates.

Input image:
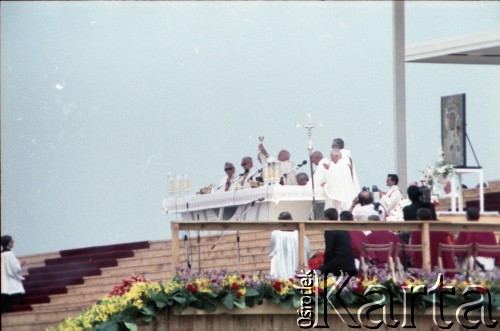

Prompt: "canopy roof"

[406,29,500,65]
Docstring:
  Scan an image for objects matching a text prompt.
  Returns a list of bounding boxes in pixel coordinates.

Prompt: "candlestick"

[168,175,174,194]
[176,175,182,192]
[183,175,190,192]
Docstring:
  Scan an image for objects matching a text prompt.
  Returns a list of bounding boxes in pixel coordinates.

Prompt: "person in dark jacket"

[319,208,357,276]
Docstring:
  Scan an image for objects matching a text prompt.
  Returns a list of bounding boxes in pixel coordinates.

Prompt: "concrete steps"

[2,226,362,330]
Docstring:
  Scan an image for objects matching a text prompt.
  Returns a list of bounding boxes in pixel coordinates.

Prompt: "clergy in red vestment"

[366,218,404,267]
[339,211,375,268]
[409,208,454,271]
[456,207,499,270]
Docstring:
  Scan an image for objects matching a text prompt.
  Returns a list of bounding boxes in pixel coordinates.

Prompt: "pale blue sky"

[2,1,499,256]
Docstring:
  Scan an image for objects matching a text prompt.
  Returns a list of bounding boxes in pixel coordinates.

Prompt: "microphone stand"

[211,198,263,274]
[308,152,317,219]
[183,231,191,269]
[197,214,201,274]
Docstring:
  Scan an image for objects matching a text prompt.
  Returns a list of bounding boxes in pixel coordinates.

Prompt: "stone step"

[19,252,61,276]
[45,260,271,307]
[1,306,85,331]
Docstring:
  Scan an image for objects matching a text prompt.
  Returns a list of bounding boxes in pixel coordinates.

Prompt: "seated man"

[216,162,238,191]
[351,190,386,224]
[238,156,260,189]
[318,208,356,276]
[269,212,310,278]
[456,207,498,271]
[403,185,437,220]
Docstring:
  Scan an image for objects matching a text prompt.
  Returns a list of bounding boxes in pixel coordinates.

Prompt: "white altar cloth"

[163,184,325,221]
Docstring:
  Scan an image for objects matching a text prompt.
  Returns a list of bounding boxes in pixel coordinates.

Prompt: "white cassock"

[312,157,329,189]
[216,174,238,192]
[280,160,298,185]
[1,251,25,295]
[324,158,357,211]
[340,149,361,195]
[237,167,260,189]
[379,185,402,215]
[269,230,310,279]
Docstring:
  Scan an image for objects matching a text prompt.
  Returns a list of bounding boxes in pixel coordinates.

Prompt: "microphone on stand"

[296,160,307,169]
[211,197,265,250]
[249,169,262,181]
[239,169,250,177]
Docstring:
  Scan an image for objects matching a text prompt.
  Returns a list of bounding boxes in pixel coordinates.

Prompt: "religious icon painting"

[441,94,466,167]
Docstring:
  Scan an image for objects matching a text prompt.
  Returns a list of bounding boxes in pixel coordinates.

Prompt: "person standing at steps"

[1,235,25,314]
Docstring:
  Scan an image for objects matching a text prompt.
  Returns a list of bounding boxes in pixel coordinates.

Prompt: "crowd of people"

[269,203,499,279]
[210,137,498,278]
[261,138,500,277]
[215,137,366,213]
[216,137,424,220]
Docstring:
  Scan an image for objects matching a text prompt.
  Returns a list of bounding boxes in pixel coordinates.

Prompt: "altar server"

[269,212,310,278]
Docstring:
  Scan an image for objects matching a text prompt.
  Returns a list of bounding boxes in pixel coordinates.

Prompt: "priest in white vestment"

[258,145,298,185]
[216,162,238,192]
[269,212,310,278]
[379,174,402,216]
[311,150,329,189]
[332,138,361,195]
[237,157,260,189]
[323,149,357,211]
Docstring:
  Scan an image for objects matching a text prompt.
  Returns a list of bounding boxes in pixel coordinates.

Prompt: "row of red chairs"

[360,242,500,277]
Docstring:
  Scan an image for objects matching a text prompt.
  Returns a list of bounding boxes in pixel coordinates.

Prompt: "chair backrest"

[395,243,423,275]
[473,243,500,271]
[362,243,393,265]
[360,243,396,279]
[438,243,473,275]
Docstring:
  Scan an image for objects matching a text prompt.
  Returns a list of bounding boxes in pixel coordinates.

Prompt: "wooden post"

[298,222,306,270]
[171,222,180,274]
[421,222,431,272]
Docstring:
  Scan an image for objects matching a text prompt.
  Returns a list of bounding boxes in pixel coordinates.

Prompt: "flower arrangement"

[52,267,500,331]
[421,149,455,198]
[308,251,324,270]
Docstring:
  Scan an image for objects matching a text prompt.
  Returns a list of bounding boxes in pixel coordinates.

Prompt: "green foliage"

[51,270,500,331]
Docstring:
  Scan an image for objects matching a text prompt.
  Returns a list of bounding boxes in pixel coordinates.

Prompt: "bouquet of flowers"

[421,149,455,198]
[308,251,325,270]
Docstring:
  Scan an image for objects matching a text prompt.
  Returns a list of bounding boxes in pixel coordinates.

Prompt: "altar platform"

[163,185,325,221]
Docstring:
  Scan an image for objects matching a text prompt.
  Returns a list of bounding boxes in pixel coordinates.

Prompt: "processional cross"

[297,113,316,155]
[297,114,322,219]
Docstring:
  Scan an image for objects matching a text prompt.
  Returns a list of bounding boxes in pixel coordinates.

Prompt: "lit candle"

[168,175,174,193]
[176,175,182,192]
[184,175,190,192]
[307,113,312,124]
